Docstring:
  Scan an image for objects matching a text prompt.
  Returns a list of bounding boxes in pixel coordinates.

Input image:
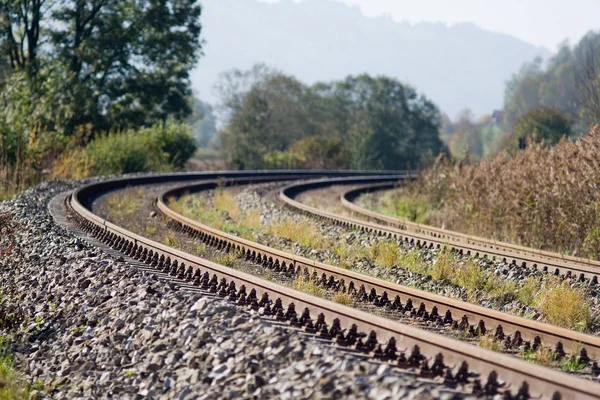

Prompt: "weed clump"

[291,276,326,297]
[331,291,355,306]
[398,249,429,274]
[536,280,591,331]
[454,259,485,292]
[105,187,145,218]
[163,232,181,249]
[213,187,240,220]
[515,277,538,306]
[561,354,587,372]
[477,334,501,352]
[212,251,238,267]
[267,218,325,249]
[0,339,30,399]
[370,239,401,267]
[431,248,456,281]
[520,346,554,367]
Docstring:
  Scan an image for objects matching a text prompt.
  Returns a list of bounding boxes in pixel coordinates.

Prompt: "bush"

[53,123,197,178]
[510,107,571,150]
[152,123,198,169]
[536,280,591,331]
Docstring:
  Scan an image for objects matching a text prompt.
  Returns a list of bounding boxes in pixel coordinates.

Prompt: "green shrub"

[150,123,198,169]
[53,122,197,178]
[85,130,164,175]
[392,198,429,223]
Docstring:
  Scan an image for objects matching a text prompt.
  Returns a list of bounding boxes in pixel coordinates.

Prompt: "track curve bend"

[61,171,600,400]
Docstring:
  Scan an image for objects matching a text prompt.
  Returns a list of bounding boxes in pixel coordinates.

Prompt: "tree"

[510,107,571,150]
[503,32,600,135]
[188,98,217,147]
[504,73,543,129]
[448,109,484,159]
[0,0,46,73]
[503,56,543,125]
[327,75,444,170]
[574,32,600,126]
[219,69,319,169]
[217,67,445,170]
[0,0,203,133]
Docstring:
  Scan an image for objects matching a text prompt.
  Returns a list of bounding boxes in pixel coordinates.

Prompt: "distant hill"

[192,0,550,118]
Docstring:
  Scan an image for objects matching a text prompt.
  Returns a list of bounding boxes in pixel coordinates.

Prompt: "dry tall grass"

[385,125,600,259]
[370,239,401,267]
[213,188,240,220]
[266,217,326,249]
[536,279,592,331]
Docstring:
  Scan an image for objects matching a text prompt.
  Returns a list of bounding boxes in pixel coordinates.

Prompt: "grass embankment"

[169,188,594,332]
[361,125,600,260]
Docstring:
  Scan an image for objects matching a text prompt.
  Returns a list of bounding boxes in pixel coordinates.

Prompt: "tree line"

[0,0,203,194]
[216,65,446,170]
[503,32,600,143]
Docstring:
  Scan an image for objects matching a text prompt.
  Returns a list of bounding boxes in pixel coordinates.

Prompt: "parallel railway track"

[281,176,600,283]
[60,171,600,400]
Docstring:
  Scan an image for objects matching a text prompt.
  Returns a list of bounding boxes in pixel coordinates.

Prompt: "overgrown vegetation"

[370,239,401,267]
[365,125,600,261]
[520,346,554,367]
[508,107,571,151]
[440,110,511,160]
[53,123,197,179]
[291,275,326,297]
[477,334,502,352]
[536,280,592,331]
[212,184,241,220]
[163,232,181,249]
[0,214,18,257]
[105,188,145,218]
[331,291,355,306]
[265,218,327,249]
[212,251,238,268]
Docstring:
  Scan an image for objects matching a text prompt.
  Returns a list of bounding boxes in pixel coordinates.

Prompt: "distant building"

[491,110,504,125]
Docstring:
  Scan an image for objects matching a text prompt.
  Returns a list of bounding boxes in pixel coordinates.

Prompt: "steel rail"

[66,174,600,400]
[341,181,600,283]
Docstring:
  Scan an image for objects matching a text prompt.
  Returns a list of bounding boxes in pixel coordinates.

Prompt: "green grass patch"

[291,275,326,297]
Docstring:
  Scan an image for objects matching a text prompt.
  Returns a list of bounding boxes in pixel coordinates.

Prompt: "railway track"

[61,172,600,400]
[281,176,600,284]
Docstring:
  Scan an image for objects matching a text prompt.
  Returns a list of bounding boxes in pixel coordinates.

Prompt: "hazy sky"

[262,0,600,51]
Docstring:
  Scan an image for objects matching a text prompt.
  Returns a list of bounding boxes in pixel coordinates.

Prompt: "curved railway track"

[58,171,600,400]
[281,177,600,284]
